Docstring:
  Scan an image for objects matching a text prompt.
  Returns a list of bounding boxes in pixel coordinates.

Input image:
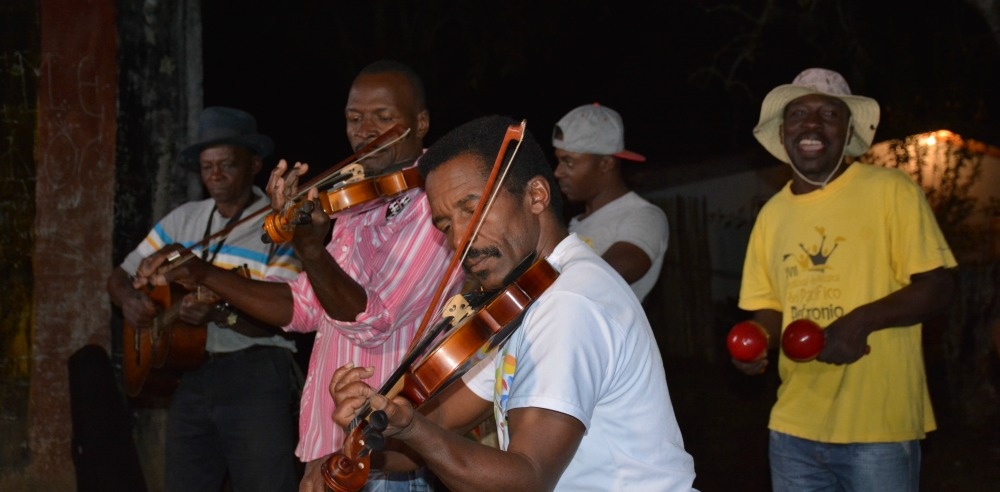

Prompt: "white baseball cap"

[552,103,646,162]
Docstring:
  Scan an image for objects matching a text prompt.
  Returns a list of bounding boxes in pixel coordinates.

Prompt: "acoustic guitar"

[122,266,247,400]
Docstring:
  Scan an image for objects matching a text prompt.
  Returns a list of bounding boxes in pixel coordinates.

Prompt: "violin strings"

[275,128,411,226]
[297,128,411,199]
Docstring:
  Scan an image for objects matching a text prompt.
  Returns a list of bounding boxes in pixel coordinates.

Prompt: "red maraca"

[782,319,871,362]
[781,319,826,362]
[727,320,770,362]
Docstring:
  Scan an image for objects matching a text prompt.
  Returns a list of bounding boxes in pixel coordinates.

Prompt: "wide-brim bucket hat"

[752,68,880,164]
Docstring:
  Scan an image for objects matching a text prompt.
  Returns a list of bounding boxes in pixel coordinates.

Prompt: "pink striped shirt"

[283,186,463,461]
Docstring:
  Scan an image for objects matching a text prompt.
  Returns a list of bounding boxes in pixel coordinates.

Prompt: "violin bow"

[407,120,527,348]
[161,125,411,265]
[286,125,411,201]
[323,121,529,492]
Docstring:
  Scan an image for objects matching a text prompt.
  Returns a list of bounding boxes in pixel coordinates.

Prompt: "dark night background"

[197,1,1000,490]
[201,0,1000,173]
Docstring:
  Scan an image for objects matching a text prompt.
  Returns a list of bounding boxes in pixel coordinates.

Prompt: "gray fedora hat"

[181,107,274,170]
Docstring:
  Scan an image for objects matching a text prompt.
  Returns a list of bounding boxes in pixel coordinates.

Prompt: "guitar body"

[122,283,207,400]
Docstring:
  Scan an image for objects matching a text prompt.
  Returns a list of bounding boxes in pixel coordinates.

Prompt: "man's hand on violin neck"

[329,364,376,425]
[267,159,309,211]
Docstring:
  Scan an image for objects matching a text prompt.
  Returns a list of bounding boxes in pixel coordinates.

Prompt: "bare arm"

[402,402,583,491]
[288,193,367,321]
[601,241,653,285]
[187,266,293,328]
[268,161,367,321]
[133,247,295,327]
[331,365,583,491]
[820,267,955,364]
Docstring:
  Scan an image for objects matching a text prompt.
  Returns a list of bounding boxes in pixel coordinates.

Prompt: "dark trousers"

[165,346,299,492]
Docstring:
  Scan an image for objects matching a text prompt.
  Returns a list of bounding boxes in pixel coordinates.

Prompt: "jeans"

[165,346,299,492]
[769,430,921,492]
[363,469,433,491]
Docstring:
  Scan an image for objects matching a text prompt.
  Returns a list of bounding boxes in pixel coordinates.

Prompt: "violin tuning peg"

[369,410,388,432]
[361,431,385,453]
[360,411,388,453]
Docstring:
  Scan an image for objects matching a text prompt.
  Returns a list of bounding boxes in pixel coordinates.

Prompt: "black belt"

[206,344,282,360]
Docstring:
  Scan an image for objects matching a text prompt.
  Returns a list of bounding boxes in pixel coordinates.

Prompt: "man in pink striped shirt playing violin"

[135,60,462,492]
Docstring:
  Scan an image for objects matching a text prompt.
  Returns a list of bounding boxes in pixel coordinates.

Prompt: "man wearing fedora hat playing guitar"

[731,68,957,491]
[107,106,303,491]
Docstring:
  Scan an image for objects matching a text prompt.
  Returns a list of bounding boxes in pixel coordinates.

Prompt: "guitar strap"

[201,193,254,265]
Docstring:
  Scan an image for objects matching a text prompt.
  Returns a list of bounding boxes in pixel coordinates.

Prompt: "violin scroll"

[262,164,365,244]
[262,165,425,245]
[321,410,389,492]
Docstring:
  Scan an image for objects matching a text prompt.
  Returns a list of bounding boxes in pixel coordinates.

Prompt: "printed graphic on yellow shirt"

[783,226,844,273]
[782,226,847,323]
[493,352,517,449]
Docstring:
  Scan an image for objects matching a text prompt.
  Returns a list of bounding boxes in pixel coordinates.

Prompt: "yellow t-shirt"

[739,163,957,443]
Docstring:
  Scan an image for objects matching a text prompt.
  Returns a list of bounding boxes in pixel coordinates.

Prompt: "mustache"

[463,246,502,272]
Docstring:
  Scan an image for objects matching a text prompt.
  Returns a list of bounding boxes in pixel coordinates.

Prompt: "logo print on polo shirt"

[385,194,411,220]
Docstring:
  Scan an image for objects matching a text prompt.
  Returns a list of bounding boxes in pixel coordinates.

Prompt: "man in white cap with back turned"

[732,68,957,491]
[552,102,668,303]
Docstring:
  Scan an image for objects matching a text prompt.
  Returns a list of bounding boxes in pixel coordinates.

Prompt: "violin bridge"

[331,163,366,189]
[442,294,473,327]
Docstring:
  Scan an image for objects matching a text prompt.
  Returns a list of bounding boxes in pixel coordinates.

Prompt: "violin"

[322,120,546,491]
[262,165,423,244]
[319,166,424,218]
[398,255,557,404]
[322,255,559,491]
[260,125,412,244]
[137,126,411,275]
